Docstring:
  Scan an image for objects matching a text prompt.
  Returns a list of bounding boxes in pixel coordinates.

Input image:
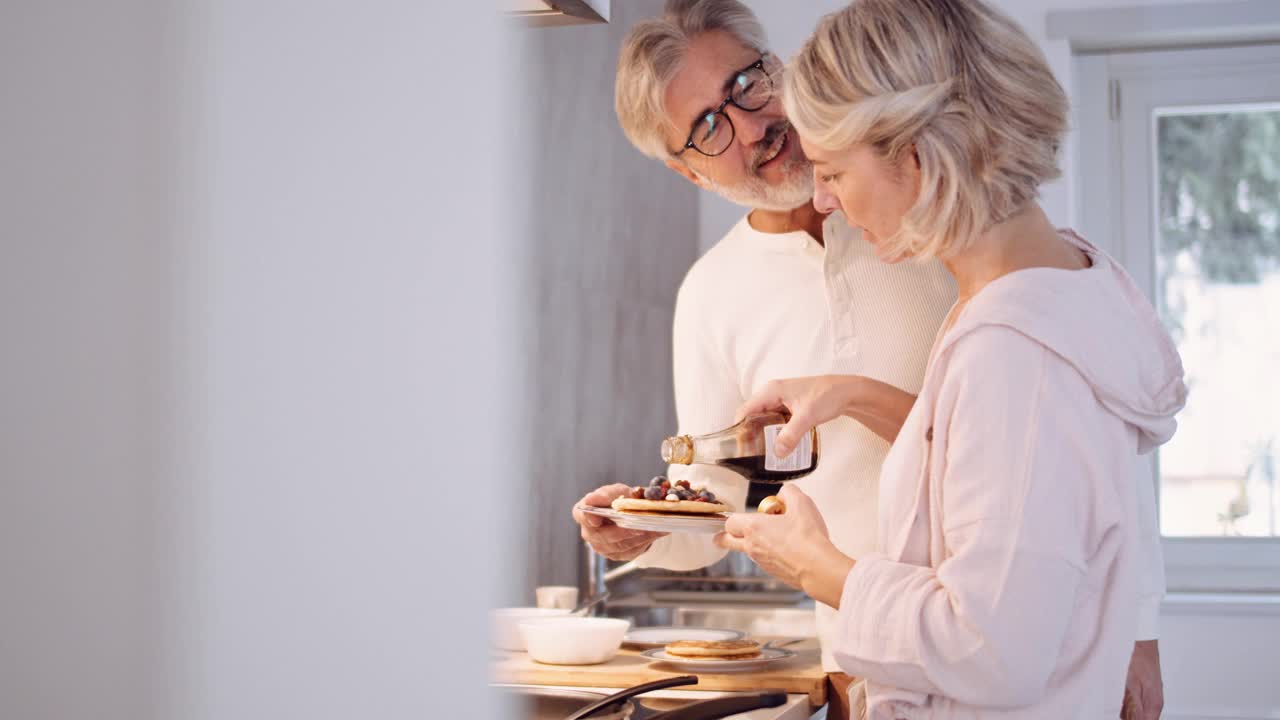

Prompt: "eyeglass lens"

[689,64,772,156]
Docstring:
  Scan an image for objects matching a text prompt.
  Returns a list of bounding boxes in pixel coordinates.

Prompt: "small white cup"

[535,585,579,610]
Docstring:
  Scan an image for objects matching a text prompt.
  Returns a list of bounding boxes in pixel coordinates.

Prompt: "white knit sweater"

[637,212,953,670]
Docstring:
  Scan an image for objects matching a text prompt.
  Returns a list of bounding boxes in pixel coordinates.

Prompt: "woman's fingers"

[778,483,810,506]
[773,413,813,459]
[723,511,758,538]
[778,484,820,519]
[714,531,746,552]
[778,484,830,536]
[773,429,796,460]
[735,380,788,423]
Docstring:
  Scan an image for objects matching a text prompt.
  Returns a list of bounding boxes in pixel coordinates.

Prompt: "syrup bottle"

[660,412,819,483]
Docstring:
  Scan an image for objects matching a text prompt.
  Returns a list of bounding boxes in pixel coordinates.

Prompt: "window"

[1155,106,1280,539]
[1077,43,1280,591]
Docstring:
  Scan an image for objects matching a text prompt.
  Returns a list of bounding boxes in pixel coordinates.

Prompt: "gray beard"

[701,158,815,212]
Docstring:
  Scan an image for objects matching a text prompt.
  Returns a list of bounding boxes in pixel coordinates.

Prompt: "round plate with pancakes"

[641,639,796,673]
[577,504,729,535]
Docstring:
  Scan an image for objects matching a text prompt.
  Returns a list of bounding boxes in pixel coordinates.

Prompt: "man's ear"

[665,158,707,189]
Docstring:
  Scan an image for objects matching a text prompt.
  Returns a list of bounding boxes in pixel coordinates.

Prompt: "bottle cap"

[661,435,693,464]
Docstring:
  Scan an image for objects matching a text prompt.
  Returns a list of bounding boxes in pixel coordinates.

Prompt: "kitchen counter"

[492,637,828,708]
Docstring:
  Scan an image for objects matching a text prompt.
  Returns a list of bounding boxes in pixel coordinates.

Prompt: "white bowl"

[491,608,570,651]
[518,616,631,665]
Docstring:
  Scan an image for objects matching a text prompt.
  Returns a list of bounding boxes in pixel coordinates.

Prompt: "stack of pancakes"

[664,639,762,661]
[611,497,733,515]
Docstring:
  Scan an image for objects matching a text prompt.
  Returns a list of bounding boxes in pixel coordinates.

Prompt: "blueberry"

[644,486,664,500]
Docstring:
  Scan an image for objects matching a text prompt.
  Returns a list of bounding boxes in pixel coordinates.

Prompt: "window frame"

[1074,42,1280,593]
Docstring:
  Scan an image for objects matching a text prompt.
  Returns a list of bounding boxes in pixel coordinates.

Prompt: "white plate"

[623,626,746,649]
[577,505,728,535]
[641,646,796,673]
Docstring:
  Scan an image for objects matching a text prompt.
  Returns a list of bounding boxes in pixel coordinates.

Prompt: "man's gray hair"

[615,0,768,160]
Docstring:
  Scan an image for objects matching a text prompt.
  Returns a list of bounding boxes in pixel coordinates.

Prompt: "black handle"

[565,675,699,720]
[647,690,787,720]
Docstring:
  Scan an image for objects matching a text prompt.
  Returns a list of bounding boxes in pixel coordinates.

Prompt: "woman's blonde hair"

[615,0,767,160]
[784,0,1067,259]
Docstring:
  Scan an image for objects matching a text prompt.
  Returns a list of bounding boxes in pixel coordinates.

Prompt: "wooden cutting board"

[491,638,827,707]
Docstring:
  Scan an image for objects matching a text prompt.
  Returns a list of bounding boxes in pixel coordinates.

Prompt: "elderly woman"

[715,0,1186,717]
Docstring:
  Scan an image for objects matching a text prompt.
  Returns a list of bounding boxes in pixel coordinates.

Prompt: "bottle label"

[764,424,812,472]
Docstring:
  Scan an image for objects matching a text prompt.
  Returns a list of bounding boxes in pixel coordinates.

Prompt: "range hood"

[504,0,609,27]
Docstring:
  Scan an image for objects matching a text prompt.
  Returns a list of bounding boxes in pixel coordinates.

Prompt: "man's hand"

[571,484,666,561]
[1121,639,1164,720]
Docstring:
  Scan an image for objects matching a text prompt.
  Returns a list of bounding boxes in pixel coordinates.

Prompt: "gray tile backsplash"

[510,1,699,602]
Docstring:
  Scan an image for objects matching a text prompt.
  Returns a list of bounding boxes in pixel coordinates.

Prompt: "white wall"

[1,1,515,719]
[1160,600,1280,719]
[161,2,518,717]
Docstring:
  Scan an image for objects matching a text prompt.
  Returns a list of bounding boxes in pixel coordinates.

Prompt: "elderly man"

[570,2,1165,718]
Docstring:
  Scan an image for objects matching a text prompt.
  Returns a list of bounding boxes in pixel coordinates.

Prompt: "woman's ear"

[899,142,924,197]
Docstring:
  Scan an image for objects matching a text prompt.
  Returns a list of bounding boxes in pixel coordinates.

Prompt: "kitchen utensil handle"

[761,637,804,650]
[648,690,787,720]
[570,590,611,617]
[564,675,698,720]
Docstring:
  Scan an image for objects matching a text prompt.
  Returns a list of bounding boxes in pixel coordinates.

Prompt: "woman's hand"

[714,485,854,608]
[736,376,863,458]
[738,375,918,448]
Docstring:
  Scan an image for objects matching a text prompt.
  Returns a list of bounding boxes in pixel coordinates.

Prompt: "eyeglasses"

[672,56,773,158]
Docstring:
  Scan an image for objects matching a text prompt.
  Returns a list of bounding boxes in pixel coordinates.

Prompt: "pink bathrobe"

[832,231,1187,719]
